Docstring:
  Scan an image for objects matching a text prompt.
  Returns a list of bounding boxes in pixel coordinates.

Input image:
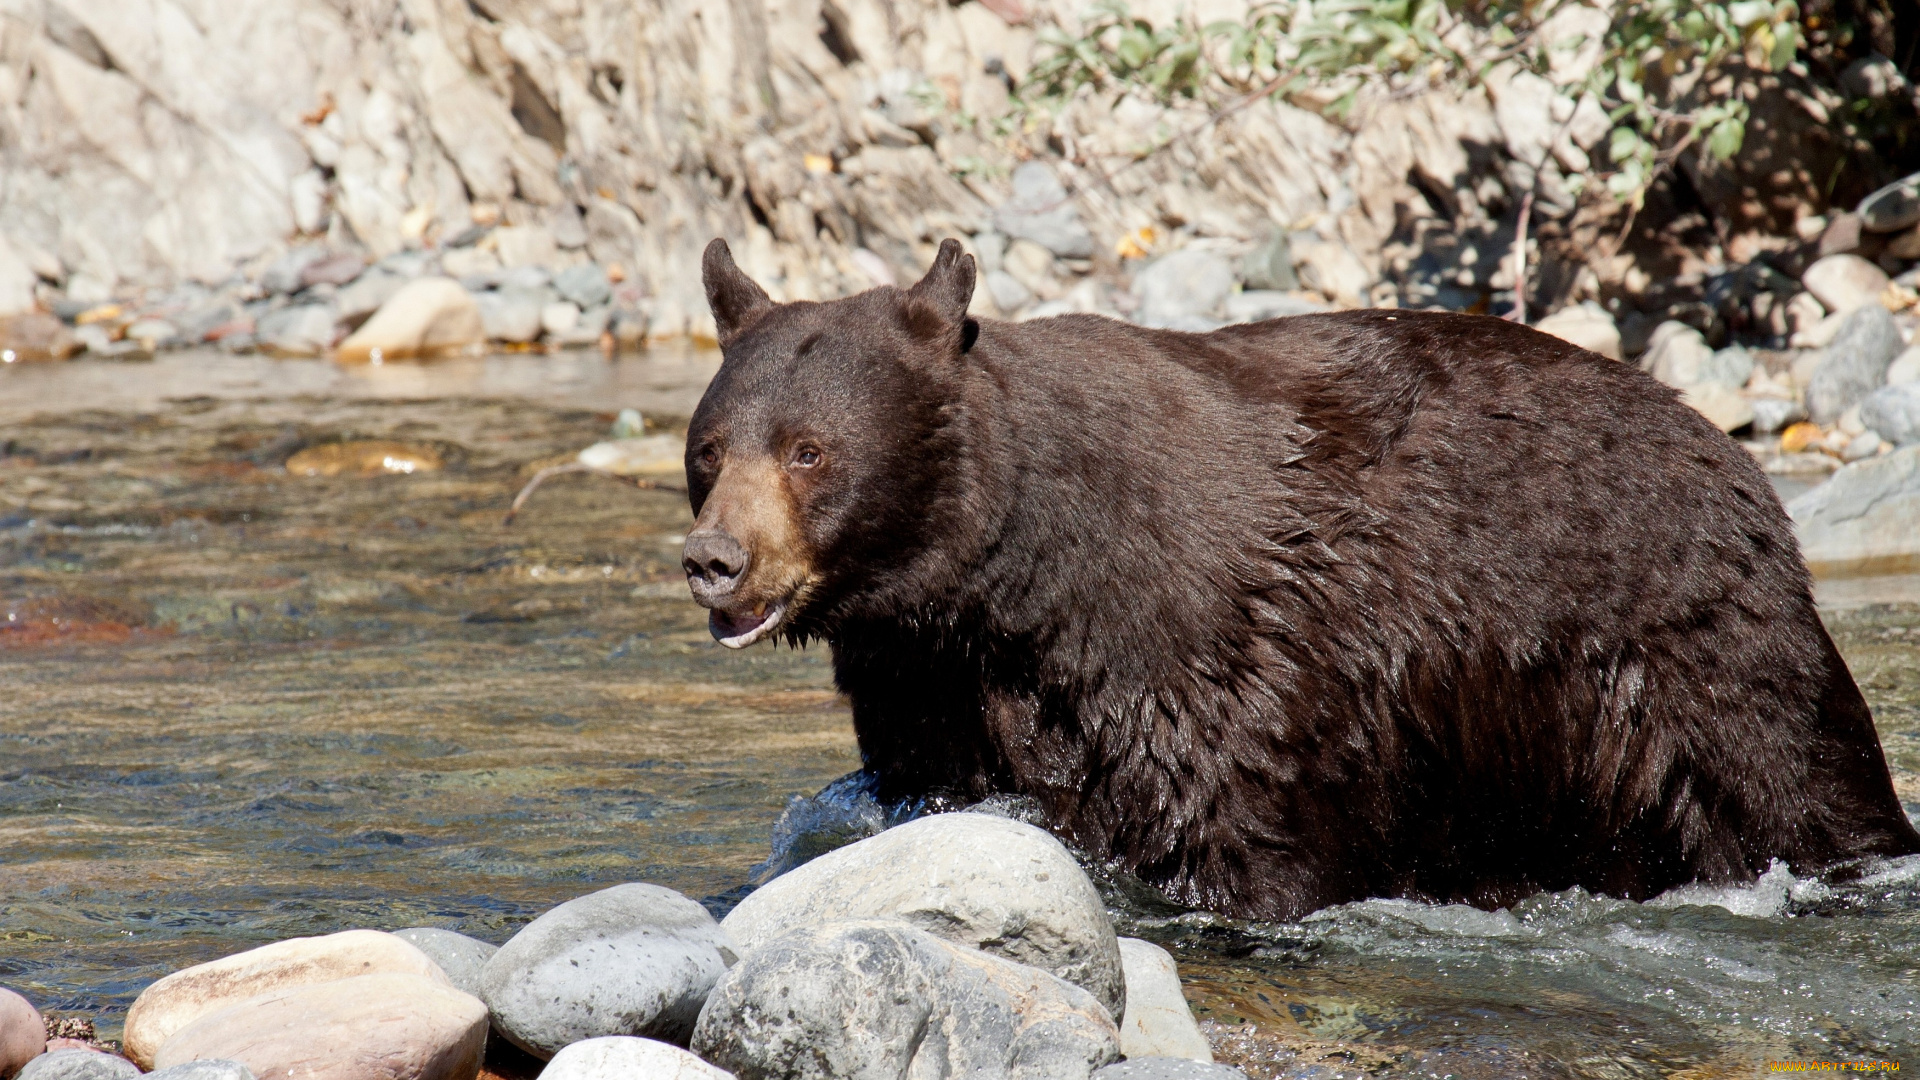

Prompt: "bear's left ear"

[904,239,978,354]
[703,238,774,345]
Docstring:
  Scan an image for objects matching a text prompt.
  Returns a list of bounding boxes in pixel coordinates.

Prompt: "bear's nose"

[683,530,751,599]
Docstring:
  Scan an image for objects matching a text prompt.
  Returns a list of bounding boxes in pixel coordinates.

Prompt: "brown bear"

[680,237,1920,921]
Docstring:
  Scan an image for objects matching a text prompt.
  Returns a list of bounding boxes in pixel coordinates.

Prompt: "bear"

[680,237,1920,921]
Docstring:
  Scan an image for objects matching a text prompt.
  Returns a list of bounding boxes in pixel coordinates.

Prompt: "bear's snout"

[683,529,751,602]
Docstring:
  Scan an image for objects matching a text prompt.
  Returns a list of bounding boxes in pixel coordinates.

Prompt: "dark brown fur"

[688,240,1919,920]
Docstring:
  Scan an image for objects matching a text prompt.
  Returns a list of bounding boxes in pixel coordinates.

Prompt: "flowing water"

[1,349,1915,1077]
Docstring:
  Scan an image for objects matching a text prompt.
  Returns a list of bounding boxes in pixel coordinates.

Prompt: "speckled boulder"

[479,883,735,1057]
[722,812,1125,1019]
[692,919,1119,1080]
[16,1051,139,1080]
[392,928,497,997]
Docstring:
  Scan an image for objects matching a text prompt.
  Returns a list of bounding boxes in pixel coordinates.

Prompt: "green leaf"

[1706,116,1746,160]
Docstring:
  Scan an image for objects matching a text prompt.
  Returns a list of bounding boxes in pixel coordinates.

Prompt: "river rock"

[152,972,486,1080]
[285,441,443,478]
[336,277,484,363]
[1116,939,1210,1062]
[1131,249,1235,330]
[146,1061,255,1080]
[260,247,331,295]
[721,811,1125,1019]
[335,269,408,327]
[985,269,1032,313]
[1806,305,1906,424]
[553,263,612,309]
[302,254,369,289]
[1240,232,1298,292]
[0,987,45,1080]
[1094,1061,1249,1080]
[691,920,1120,1080]
[540,1037,733,1080]
[0,313,79,362]
[392,929,497,997]
[1789,445,1920,573]
[993,162,1095,259]
[1862,383,1920,446]
[124,929,451,1066]
[540,301,581,338]
[480,883,735,1057]
[1801,255,1890,316]
[16,1052,138,1080]
[1888,345,1920,386]
[1642,322,1713,388]
[474,289,545,343]
[1532,302,1621,360]
[257,304,337,355]
[1223,291,1325,325]
[1681,382,1754,433]
[1751,397,1807,435]
[1858,171,1920,234]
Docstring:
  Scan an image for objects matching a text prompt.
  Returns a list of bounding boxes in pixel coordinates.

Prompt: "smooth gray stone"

[1858,170,1920,233]
[1240,231,1298,292]
[480,883,735,1058]
[1789,445,1920,572]
[1095,1060,1249,1080]
[146,1060,256,1080]
[255,304,336,355]
[692,919,1119,1080]
[553,263,612,309]
[993,162,1095,259]
[393,927,498,996]
[1751,396,1807,435]
[1807,305,1905,424]
[474,288,546,343]
[1862,382,1920,446]
[17,1050,141,1080]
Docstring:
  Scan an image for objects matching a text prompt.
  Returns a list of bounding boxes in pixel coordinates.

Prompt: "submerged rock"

[539,1037,733,1080]
[721,811,1126,1019]
[17,1052,138,1080]
[1806,305,1905,424]
[1789,445,1920,573]
[151,972,486,1080]
[0,987,45,1080]
[391,928,497,998]
[336,277,483,363]
[691,920,1120,1080]
[285,441,444,478]
[479,883,735,1057]
[124,929,451,1067]
[0,313,79,362]
[1116,939,1211,1063]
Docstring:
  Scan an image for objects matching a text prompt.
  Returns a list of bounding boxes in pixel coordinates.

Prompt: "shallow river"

[2,349,1916,1078]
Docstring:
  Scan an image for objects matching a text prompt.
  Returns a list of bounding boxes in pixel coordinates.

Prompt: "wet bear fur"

[688,239,1920,921]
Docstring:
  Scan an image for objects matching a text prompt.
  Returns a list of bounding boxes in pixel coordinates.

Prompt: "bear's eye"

[700,446,719,467]
[793,447,822,469]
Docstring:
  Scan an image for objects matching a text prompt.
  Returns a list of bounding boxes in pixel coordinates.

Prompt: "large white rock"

[721,812,1125,1020]
[480,883,735,1058]
[336,277,484,363]
[124,930,451,1067]
[1802,254,1891,316]
[151,972,487,1080]
[539,1037,733,1080]
[1789,446,1920,574]
[1116,939,1212,1062]
[1681,381,1755,433]
[1532,302,1620,360]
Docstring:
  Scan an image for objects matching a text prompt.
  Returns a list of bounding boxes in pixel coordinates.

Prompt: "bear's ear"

[703,238,774,345]
[904,239,978,353]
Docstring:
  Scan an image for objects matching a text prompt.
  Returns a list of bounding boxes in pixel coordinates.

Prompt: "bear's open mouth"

[709,597,789,648]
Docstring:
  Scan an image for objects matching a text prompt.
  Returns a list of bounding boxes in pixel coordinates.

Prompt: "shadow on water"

[2,348,1918,1077]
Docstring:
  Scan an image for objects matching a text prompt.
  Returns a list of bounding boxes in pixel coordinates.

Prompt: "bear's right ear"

[703,238,774,345]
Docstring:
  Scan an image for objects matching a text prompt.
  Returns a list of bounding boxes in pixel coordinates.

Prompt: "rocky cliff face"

[0,0,1905,339]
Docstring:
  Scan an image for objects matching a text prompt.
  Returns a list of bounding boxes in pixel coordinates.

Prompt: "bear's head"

[682,238,980,647]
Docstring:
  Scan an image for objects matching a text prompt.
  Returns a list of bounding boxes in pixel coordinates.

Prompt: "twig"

[1506,187,1535,324]
[503,463,668,526]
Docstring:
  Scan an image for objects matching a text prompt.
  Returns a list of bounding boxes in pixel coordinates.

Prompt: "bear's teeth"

[753,602,766,618]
